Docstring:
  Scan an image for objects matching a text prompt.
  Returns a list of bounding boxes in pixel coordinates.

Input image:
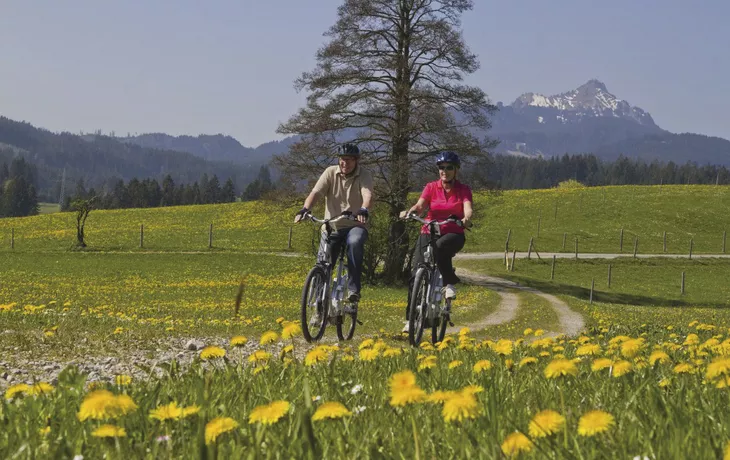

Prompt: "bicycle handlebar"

[403,212,472,230]
[304,212,357,224]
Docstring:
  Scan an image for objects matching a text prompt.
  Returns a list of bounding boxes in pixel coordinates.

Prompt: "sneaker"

[444,284,457,299]
[348,291,360,303]
[401,321,410,333]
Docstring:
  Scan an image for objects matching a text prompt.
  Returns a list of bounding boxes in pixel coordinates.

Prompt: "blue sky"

[1,0,728,147]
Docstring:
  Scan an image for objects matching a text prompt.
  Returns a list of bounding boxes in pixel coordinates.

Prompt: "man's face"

[339,155,357,174]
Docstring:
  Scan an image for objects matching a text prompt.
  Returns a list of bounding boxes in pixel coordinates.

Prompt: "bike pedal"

[449,321,455,327]
[356,320,363,325]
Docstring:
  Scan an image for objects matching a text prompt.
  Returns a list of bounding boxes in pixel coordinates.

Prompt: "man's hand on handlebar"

[294,207,310,224]
[355,207,369,224]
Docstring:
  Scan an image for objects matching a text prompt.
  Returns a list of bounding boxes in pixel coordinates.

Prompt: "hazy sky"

[1,0,728,147]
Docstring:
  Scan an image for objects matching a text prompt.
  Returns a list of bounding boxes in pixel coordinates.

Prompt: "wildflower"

[276,317,285,324]
[523,328,534,336]
[505,359,514,371]
[281,323,301,340]
[115,375,132,386]
[418,355,437,371]
[205,417,239,445]
[280,345,294,357]
[706,357,730,380]
[673,363,694,374]
[91,425,126,438]
[612,360,632,377]
[230,336,248,347]
[39,426,51,436]
[312,402,352,421]
[544,359,577,378]
[259,331,279,345]
[519,357,538,368]
[4,384,30,400]
[493,339,513,356]
[658,378,671,388]
[248,400,290,425]
[426,390,457,404]
[390,385,426,407]
[248,350,272,364]
[529,410,565,438]
[200,346,226,360]
[77,390,138,421]
[350,384,363,395]
[473,360,492,373]
[442,390,480,422]
[649,351,670,366]
[359,348,379,361]
[620,338,645,358]
[150,402,182,421]
[448,360,463,369]
[383,347,402,358]
[305,347,329,366]
[577,344,601,356]
[419,342,435,351]
[683,334,700,346]
[359,339,375,350]
[578,410,615,436]
[390,370,417,391]
[534,329,545,337]
[591,358,613,372]
[501,432,533,456]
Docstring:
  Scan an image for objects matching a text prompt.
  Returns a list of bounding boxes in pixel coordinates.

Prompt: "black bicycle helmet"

[337,143,360,157]
[435,151,460,167]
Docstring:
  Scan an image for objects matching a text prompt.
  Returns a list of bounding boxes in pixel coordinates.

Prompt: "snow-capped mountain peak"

[510,79,655,126]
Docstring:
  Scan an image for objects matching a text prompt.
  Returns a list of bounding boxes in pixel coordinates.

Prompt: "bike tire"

[336,305,357,341]
[433,298,451,344]
[408,267,430,347]
[300,265,329,342]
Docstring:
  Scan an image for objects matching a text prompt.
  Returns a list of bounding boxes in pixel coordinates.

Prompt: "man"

[294,143,373,303]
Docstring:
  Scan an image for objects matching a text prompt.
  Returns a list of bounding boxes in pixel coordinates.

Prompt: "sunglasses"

[438,164,456,171]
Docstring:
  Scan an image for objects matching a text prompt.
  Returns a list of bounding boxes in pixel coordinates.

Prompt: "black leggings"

[406,233,465,319]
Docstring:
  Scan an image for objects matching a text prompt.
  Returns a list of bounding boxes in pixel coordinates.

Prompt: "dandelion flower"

[4,383,30,400]
[281,323,301,340]
[673,363,694,374]
[529,410,565,438]
[230,336,248,347]
[248,400,290,425]
[150,402,183,421]
[390,370,416,391]
[91,424,126,438]
[77,390,138,421]
[519,357,538,368]
[501,432,533,456]
[304,347,329,366]
[649,351,670,366]
[115,375,132,386]
[448,360,463,370]
[359,348,379,361]
[577,344,601,356]
[200,346,226,360]
[205,417,239,445]
[27,382,54,396]
[442,391,480,422]
[523,328,534,336]
[382,347,402,358]
[683,334,700,346]
[390,386,427,407]
[427,390,457,404]
[418,355,437,371]
[473,360,492,374]
[544,359,577,379]
[577,410,615,436]
[611,360,632,377]
[259,331,279,345]
[621,338,645,358]
[312,402,352,421]
[706,357,730,380]
[493,339,513,356]
[359,339,375,350]
[534,329,545,337]
[248,350,272,364]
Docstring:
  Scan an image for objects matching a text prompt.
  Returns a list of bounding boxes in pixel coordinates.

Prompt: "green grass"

[0,252,499,362]
[1,185,729,254]
[38,203,60,214]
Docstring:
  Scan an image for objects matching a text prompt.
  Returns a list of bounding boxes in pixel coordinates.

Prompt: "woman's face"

[438,162,457,182]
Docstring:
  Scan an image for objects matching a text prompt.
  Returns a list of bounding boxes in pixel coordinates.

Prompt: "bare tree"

[72,196,96,248]
[275,0,497,281]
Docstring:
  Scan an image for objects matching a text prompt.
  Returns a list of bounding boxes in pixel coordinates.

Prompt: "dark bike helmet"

[337,143,360,157]
[435,151,460,167]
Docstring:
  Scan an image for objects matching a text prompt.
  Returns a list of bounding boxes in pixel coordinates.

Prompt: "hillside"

[1,184,728,255]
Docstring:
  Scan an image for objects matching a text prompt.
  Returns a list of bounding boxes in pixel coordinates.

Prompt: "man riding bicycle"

[294,143,374,304]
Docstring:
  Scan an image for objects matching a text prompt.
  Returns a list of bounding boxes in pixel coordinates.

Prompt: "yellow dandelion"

[359,348,380,361]
[276,317,285,324]
[534,329,545,337]
[39,426,51,436]
[519,357,538,368]
[505,359,515,370]
[304,347,329,366]
[4,383,30,400]
[426,390,457,404]
[91,424,126,438]
[115,375,132,386]
[418,356,437,371]
[448,360,463,370]
[658,378,671,388]
[419,341,435,351]
[442,391,480,422]
[259,331,279,345]
[359,339,375,350]
[493,339,513,356]
[473,360,492,373]
[312,402,352,421]
[182,405,200,417]
[248,350,272,363]
[27,382,54,396]
[281,323,301,340]
[149,402,183,421]
[576,344,601,356]
[620,338,645,358]
[591,358,613,372]
[205,417,239,445]
[382,347,403,358]
[529,410,565,438]
[724,441,730,460]
[611,360,632,377]
[501,432,533,456]
[523,328,534,336]
[230,336,248,347]
[649,351,670,366]
[390,370,417,391]
[248,400,290,425]
[673,363,695,374]
[544,359,577,379]
[684,334,700,346]
[280,345,294,357]
[462,385,484,395]
[552,346,565,353]
[577,410,615,436]
[200,346,226,360]
[390,386,427,407]
[706,357,730,380]
[77,390,138,421]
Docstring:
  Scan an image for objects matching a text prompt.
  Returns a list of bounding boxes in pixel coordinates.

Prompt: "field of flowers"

[1,185,729,254]
[4,323,730,458]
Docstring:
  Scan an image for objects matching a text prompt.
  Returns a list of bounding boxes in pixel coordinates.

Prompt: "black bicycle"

[403,213,470,346]
[299,212,361,342]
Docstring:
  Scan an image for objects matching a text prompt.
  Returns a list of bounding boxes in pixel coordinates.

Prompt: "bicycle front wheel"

[408,267,430,347]
[300,266,329,342]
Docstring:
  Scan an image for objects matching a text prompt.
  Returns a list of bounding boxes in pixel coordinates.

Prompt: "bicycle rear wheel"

[408,267,430,347]
[432,298,451,344]
[336,303,357,340]
[300,266,329,342]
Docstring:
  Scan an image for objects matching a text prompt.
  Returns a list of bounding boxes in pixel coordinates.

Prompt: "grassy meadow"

[2,184,730,458]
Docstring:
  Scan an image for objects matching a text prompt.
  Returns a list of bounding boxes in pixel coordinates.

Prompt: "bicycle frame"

[309,214,354,317]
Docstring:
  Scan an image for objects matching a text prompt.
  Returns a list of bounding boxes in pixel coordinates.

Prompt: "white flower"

[312,395,321,402]
[73,456,84,460]
[350,384,363,395]
[354,405,367,414]
[156,435,171,443]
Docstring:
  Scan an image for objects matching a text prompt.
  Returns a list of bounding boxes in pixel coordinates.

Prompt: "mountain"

[489,79,730,165]
[0,116,260,201]
[119,133,297,165]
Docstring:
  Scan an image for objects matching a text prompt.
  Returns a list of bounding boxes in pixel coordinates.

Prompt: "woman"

[400,151,473,333]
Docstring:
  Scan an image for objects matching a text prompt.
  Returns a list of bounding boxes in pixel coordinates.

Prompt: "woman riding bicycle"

[399,151,473,333]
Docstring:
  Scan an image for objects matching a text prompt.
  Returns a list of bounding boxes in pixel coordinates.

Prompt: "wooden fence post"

[562,232,567,251]
[589,278,595,304]
[288,227,293,249]
[633,237,638,258]
[574,237,578,259]
[550,255,556,280]
[505,229,511,252]
[689,239,693,260]
[663,231,667,253]
[527,237,534,260]
[140,224,144,248]
[209,223,213,249]
[607,264,612,289]
[537,215,541,238]
[510,249,517,272]
[620,228,624,253]
[681,271,685,295]
[11,228,14,249]
[724,230,727,254]
[554,201,558,221]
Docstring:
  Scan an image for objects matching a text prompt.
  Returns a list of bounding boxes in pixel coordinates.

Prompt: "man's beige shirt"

[312,164,373,230]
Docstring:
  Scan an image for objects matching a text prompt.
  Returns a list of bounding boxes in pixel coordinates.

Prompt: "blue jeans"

[327,226,368,295]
